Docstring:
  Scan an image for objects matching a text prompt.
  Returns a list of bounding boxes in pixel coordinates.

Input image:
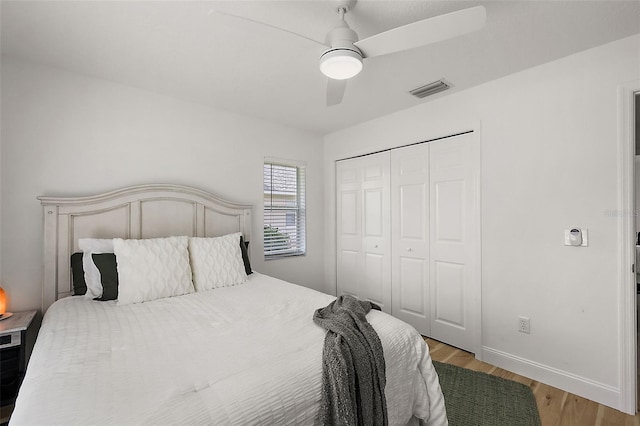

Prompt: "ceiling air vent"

[409,79,451,99]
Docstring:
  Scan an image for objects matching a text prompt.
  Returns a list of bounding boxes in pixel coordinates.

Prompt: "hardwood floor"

[424,338,640,426]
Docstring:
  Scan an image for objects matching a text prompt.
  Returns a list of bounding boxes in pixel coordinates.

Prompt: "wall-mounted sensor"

[564,228,588,246]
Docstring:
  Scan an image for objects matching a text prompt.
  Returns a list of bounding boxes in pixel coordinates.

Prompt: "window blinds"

[263,161,306,258]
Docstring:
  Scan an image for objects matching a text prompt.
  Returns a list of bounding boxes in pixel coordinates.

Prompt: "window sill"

[264,252,306,261]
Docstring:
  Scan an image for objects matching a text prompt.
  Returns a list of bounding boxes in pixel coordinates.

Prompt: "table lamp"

[0,286,11,319]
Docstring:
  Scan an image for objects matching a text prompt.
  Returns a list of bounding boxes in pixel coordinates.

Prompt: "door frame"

[618,80,639,415]
[469,129,482,359]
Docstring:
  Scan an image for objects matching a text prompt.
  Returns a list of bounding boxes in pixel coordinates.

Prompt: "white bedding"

[11,273,447,425]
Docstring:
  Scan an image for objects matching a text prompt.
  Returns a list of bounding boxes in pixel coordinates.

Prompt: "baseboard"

[481,346,622,410]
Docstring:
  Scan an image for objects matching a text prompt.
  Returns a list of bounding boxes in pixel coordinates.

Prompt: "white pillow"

[189,233,248,292]
[114,236,194,305]
[78,238,114,298]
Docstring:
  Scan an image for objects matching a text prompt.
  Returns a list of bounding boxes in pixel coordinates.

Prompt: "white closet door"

[336,152,391,312]
[361,152,391,312]
[429,132,480,352]
[391,144,430,335]
[336,159,362,300]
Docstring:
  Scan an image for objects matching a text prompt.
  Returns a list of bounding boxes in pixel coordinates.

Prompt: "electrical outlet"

[518,316,530,334]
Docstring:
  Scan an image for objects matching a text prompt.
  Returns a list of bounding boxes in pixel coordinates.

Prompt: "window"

[263,159,306,259]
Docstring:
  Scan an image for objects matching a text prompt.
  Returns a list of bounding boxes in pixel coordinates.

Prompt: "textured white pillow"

[189,233,248,292]
[78,238,114,298]
[114,236,194,305]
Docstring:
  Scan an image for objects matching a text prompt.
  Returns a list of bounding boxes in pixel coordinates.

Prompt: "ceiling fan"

[213,0,486,106]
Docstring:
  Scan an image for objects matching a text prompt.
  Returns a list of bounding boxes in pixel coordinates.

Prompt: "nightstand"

[0,310,37,425]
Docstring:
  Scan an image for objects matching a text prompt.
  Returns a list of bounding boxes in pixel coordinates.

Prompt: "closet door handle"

[374,244,378,248]
[407,248,413,252]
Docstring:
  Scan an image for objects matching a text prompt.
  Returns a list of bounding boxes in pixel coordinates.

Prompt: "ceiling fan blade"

[354,5,486,59]
[210,9,329,49]
[327,78,347,107]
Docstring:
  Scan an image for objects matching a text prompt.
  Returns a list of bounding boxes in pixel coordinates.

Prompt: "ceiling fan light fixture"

[320,48,363,80]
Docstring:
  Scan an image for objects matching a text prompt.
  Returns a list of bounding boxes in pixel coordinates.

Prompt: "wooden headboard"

[38,184,252,312]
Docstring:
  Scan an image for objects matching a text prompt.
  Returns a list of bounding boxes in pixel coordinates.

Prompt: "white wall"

[324,34,640,411]
[0,56,326,312]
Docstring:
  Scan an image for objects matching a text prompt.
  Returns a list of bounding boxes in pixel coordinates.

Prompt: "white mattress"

[11,273,447,425]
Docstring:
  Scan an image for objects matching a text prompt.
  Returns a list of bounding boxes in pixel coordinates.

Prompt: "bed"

[10,184,447,425]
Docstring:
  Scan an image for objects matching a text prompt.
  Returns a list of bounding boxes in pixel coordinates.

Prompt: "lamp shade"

[0,287,6,315]
[320,49,363,80]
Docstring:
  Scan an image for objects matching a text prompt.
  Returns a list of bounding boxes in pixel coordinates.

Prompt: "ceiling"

[2,1,639,135]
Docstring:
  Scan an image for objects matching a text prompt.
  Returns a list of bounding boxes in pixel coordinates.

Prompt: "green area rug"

[433,361,541,426]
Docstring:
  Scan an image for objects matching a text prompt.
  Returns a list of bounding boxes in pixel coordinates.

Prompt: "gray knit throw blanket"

[313,294,388,426]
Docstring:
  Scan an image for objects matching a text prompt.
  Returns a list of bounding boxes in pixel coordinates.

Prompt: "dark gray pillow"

[240,236,252,275]
[92,253,119,301]
[71,252,87,296]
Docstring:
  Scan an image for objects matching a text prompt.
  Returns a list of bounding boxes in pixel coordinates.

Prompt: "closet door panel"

[434,180,465,243]
[336,152,391,312]
[340,191,359,235]
[336,161,362,298]
[433,260,465,327]
[429,132,480,353]
[361,152,391,312]
[364,189,383,237]
[391,144,430,335]
[339,250,360,296]
[363,252,386,305]
[400,184,425,239]
[398,256,426,314]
